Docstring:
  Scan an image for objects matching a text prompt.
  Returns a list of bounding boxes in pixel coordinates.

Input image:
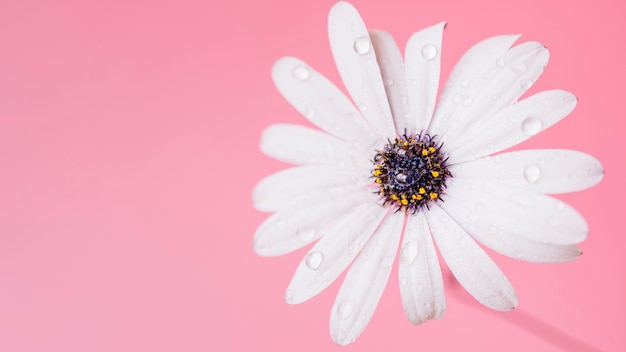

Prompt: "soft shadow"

[446,274,603,352]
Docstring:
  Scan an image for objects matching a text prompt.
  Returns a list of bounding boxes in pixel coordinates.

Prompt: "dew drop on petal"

[521,116,542,136]
[496,58,506,68]
[569,172,578,179]
[353,36,371,55]
[460,79,470,88]
[452,94,462,104]
[305,251,323,270]
[292,66,310,81]
[380,256,394,268]
[520,79,533,89]
[547,217,560,227]
[337,300,354,319]
[421,44,438,60]
[523,165,541,183]
[384,78,394,87]
[400,241,418,265]
[304,106,316,118]
[462,97,473,107]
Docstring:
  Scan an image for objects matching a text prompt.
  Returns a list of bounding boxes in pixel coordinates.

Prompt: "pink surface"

[0,0,623,351]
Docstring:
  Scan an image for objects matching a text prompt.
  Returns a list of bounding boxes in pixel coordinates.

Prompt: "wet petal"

[330,211,403,345]
[328,1,396,141]
[260,124,370,166]
[272,57,379,149]
[450,149,604,194]
[399,211,446,324]
[404,22,446,134]
[426,205,518,311]
[286,201,387,304]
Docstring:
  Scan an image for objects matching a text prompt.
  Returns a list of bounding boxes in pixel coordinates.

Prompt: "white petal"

[440,196,582,263]
[404,22,446,134]
[450,149,604,194]
[286,201,387,304]
[330,211,404,345]
[370,30,409,134]
[260,124,370,166]
[429,35,520,138]
[426,205,518,311]
[272,57,379,149]
[399,211,446,325]
[450,90,577,163]
[254,189,376,257]
[328,1,396,141]
[253,164,371,212]
[441,42,550,152]
[443,178,588,245]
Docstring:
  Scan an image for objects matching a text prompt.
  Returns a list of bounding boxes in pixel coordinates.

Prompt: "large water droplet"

[521,116,542,136]
[337,300,354,319]
[400,242,418,264]
[305,251,323,270]
[353,36,371,55]
[292,66,310,81]
[523,165,541,183]
[421,44,438,60]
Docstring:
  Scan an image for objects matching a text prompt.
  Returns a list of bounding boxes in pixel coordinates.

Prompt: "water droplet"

[520,79,533,89]
[274,219,287,231]
[510,194,533,209]
[452,94,462,104]
[460,79,470,88]
[512,63,528,73]
[297,228,316,242]
[555,201,565,210]
[547,217,560,227]
[400,242,418,264]
[305,251,323,270]
[304,106,316,118]
[569,172,578,179]
[496,58,506,68]
[292,66,310,81]
[521,116,542,136]
[384,78,394,86]
[462,97,473,107]
[337,300,354,319]
[421,44,438,60]
[353,36,371,55]
[523,165,541,183]
[395,172,408,183]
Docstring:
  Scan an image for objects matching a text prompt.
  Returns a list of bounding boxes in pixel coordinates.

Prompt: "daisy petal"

[442,42,549,152]
[330,211,404,345]
[429,35,520,137]
[254,190,375,257]
[404,22,446,134]
[399,211,446,324]
[271,57,379,149]
[370,30,410,134]
[260,124,370,166]
[426,205,518,311]
[328,1,396,141]
[440,196,582,263]
[253,164,371,212]
[450,149,604,194]
[444,178,588,245]
[451,90,577,162]
[286,201,387,304]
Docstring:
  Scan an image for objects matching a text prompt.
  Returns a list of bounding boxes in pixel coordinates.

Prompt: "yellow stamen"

[416,195,423,200]
[421,149,429,156]
[373,169,382,176]
[430,192,438,199]
[391,194,399,200]
[419,187,426,195]
[400,199,408,205]
[375,178,382,183]
[403,141,409,147]
[431,171,440,178]
[428,147,436,153]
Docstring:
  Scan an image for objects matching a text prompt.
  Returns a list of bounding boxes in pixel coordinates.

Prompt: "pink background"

[0,0,624,351]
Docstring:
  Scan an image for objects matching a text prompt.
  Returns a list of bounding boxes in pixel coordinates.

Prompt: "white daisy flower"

[253,1,604,346]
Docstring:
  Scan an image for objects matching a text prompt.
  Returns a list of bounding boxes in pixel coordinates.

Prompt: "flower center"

[372,133,451,213]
